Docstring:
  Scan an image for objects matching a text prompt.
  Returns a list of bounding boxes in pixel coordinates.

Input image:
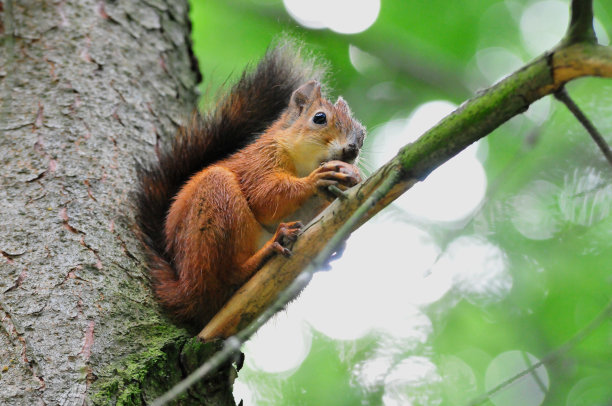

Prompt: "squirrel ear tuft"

[335,96,351,115]
[289,80,321,115]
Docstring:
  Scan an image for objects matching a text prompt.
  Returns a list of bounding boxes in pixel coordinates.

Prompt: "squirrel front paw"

[309,160,362,197]
[271,221,303,257]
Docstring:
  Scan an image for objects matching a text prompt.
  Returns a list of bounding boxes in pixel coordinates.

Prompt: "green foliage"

[190,1,611,405]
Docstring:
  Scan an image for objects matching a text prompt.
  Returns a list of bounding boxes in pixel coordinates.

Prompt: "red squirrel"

[136,42,366,329]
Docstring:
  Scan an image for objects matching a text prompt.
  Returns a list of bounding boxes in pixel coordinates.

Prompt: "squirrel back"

[136,42,326,327]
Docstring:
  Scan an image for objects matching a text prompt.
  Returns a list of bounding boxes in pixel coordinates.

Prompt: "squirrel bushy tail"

[135,40,325,326]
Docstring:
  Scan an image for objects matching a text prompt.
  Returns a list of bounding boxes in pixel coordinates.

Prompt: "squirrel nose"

[342,143,359,162]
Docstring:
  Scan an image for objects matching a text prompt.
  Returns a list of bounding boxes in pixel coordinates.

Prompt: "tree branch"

[562,0,597,45]
[196,42,612,342]
[554,87,612,166]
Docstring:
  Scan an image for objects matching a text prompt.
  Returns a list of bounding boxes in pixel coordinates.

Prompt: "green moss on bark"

[398,57,552,179]
[90,324,188,405]
[90,328,237,406]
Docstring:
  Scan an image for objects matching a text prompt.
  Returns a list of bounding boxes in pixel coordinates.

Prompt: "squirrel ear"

[335,96,351,115]
[289,80,322,115]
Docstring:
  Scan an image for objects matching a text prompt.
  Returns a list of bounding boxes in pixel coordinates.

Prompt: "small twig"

[554,87,612,166]
[327,185,348,200]
[465,296,612,406]
[562,0,597,45]
[151,169,401,406]
[150,337,242,406]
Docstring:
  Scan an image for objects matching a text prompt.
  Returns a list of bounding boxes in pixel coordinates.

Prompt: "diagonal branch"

[198,43,612,342]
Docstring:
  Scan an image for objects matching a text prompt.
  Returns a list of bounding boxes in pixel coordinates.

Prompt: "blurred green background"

[189,1,612,405]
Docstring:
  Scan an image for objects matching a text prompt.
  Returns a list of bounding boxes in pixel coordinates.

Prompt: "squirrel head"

[279,80,366,177]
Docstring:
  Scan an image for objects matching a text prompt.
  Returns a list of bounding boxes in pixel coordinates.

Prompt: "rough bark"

[0,1,231,404]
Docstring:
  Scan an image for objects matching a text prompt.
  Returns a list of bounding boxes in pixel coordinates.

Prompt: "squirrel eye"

[313,112,327,125]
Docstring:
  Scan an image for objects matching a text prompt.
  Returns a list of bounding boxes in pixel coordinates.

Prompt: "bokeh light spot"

[232,379,255,406]
[383,356,443,406]
[558,167,612,226]
[485,351,549,406]
[438,355,478,404]
[594,19,610,45]
[524,97,552,124]
[284,0,380,34]
[432,236,512,305]
[371,101,488,223]
[476,47,524,84]
[349,44,381,74]
[299,218,439,340]
[244,311,312,374]
[352,356,394,392]
[511,180,562,240]
[520,0,568,56]
[566,376,612,406]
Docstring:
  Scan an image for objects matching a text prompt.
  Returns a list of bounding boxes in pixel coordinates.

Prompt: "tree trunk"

[0,1,232,404]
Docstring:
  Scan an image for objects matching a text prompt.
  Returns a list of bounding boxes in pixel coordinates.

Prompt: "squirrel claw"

[272,242,292,257]
[271,221,302,256]
[274,221,302,243]
[313,160,361,192]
